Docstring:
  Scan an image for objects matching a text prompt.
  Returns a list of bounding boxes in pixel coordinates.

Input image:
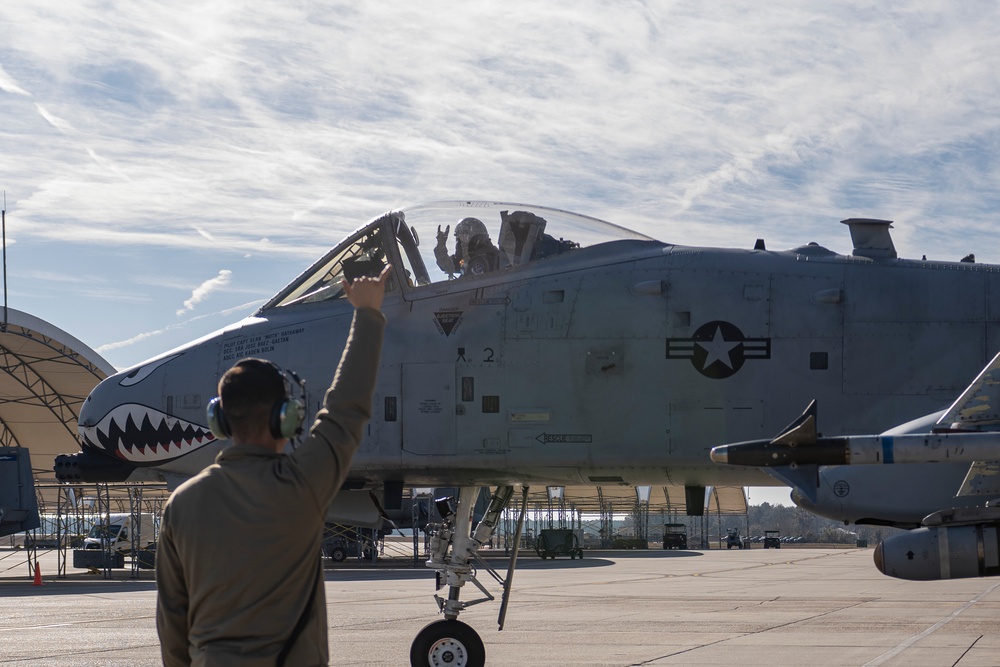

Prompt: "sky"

[3,2,1000,507]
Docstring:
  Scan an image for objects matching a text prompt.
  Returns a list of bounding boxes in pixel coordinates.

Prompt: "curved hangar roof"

[0,308,113,478]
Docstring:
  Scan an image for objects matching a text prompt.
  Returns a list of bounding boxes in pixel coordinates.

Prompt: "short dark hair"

[218,359,287,439]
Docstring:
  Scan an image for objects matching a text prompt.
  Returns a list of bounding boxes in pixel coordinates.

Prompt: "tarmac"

[1,546,999,666]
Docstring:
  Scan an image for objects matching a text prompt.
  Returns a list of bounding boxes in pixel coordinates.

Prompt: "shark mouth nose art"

[81,404,217,464]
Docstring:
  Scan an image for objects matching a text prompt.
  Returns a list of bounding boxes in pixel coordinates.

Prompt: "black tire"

[330,546,347,563]
[535,534,549,559]
[410,620,485,667]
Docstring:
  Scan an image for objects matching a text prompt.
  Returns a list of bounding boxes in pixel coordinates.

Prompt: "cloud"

[0,65,30,96]
[98,298,264,359]
[177,269,232,316]
[192,226,214,241]
[3,2,1000,369]
[34,103,73,132]
[6,3,998,260]
[97,328,164,353]
[86,146,131,181]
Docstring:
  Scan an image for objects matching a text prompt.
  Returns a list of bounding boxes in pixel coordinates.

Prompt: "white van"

[82,513,157,554]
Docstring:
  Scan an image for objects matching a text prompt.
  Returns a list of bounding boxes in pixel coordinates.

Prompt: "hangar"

[0,307,114,481]
[0,307,116,553]
[0,309,175,576]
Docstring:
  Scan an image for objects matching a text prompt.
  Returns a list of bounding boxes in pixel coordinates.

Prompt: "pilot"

[155,267,389,667]
[435,217,500,278]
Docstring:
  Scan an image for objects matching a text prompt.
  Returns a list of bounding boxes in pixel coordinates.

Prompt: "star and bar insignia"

[666,320,770,379]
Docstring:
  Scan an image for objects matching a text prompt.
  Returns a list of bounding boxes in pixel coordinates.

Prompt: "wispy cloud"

[3,2,1000,368]
[0,65,30,96]
[98,298,264,358]
[177,269,232,316]
[192,225,214,241]
[97,328,164,353]
[34,103,73,132]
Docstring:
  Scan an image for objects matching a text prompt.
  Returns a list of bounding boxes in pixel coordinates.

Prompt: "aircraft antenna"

[1,191,6,331]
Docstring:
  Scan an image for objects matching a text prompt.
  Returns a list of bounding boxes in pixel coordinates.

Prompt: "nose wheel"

[410,620,485,667]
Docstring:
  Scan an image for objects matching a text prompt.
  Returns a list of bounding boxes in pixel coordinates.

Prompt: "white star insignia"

[698,325,740,369]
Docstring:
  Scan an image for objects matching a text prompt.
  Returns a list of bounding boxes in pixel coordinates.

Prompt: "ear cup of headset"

[206,396,231,440]
[270,398,305,439]
[210,359,306,441]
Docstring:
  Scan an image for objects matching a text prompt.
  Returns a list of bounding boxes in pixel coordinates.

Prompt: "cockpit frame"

[259,201,653,313]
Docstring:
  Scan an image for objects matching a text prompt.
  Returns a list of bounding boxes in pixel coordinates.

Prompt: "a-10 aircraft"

[711,347,1000,582]
[56,200,1000,665]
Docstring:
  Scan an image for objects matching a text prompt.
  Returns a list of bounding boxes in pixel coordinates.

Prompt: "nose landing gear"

[409,485,527,667]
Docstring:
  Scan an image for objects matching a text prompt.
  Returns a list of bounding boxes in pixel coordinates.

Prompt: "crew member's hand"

[436,225,450,246]
[343,264,391,311]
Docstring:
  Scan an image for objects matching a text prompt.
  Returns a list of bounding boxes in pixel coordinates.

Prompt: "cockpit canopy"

[262,201,652,310]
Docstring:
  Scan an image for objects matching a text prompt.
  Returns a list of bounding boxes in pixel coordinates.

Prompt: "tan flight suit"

[156,307,385,666]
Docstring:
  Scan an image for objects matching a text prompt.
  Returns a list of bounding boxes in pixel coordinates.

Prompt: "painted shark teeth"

[81,404,217,464]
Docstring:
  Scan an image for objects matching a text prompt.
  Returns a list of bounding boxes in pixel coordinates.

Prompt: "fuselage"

[68,202,1000,523]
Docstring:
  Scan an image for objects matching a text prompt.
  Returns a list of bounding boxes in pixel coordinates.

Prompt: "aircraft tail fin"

[956,460,1000,497]
[935,350,1000,432]
[772,399,818,446]
[764,400,820,504]
[926,350,1000,497]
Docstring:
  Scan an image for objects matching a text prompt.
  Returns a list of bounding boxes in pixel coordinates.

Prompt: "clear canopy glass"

[264,201,654,309]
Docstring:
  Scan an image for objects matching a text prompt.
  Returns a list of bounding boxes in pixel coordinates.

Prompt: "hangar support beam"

[0,342,89,442]
[0,414,21,448]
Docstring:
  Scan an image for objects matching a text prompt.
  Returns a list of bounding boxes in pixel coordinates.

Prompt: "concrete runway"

[1,546,998,666]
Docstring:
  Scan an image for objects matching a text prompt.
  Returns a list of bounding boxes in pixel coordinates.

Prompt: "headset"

[206,359,306,441]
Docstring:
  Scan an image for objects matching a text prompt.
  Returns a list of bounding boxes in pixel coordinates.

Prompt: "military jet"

[56,201,1000,664]
[711,348,1000,582]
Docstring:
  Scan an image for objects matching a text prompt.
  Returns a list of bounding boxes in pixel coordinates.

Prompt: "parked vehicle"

[662,524,688,550]
[74,513,158,570]
[725,528,745,549]
[81,513,157,553]
[536,528,583,559]
[323,524,379,562]
[764,530,782,549]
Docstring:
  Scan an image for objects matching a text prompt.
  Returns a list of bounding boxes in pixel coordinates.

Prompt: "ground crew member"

[155,266,390,666]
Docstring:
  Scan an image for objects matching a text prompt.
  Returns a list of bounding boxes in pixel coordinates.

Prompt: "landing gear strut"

[409,485,527,667]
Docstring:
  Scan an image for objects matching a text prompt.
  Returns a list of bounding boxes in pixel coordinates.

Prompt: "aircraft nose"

[78,382,108,446]
[873,541,885,575]
[79,389,100,429]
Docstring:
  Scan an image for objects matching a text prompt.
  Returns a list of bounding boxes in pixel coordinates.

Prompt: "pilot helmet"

[454,217,488,253]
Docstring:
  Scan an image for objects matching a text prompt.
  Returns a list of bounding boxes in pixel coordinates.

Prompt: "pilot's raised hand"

[436,225,450,248]
[342,264,391,312]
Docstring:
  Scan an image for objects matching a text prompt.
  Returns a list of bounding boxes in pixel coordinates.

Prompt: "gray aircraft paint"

[63,203,1000,526]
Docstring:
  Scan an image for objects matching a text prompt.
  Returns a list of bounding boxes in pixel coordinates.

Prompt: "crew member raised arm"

[155,266,390,667]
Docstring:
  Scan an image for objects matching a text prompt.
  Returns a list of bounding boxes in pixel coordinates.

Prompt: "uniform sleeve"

[155,509,192,667]
[291,307,386,506]
[434,241,458,274]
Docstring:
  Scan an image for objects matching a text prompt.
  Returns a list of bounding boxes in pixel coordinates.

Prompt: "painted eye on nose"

[119,354,181,387]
